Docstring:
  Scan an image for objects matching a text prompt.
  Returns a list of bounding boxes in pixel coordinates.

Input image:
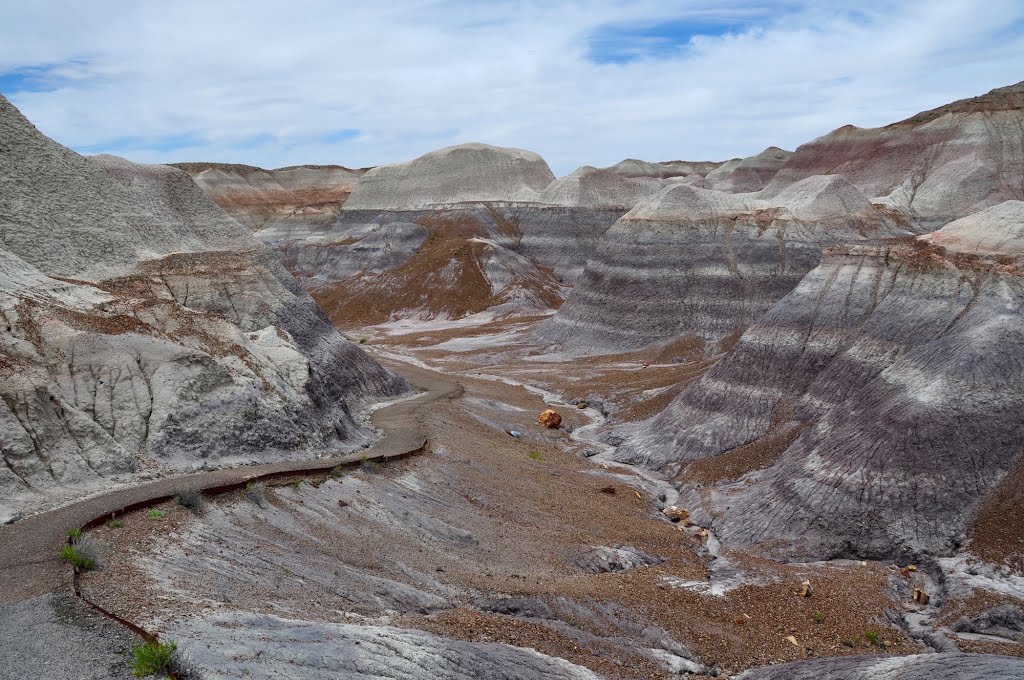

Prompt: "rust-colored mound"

[312,212,563,327]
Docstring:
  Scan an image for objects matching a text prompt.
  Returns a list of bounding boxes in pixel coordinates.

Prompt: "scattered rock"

[538,409,562,429]
[662,506,689,524]
[573,545,664,574]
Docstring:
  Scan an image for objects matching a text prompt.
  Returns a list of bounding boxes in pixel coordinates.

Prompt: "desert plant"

[864,629,882,647]
[811,611,825,624]
[169,644,205,680]
[329,465,345,478]
[67,528,82,539]
[528,451,542,461]
[360,454,382,474]
[60,534,105,571]
[245,482,267,507]
[106,518,125,529]
[175,487,207,513]
[290,478,303,489]
[131,639,176,677]
[146,509,166,520]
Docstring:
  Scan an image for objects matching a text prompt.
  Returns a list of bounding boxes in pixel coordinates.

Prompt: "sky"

[1,1,1023,176]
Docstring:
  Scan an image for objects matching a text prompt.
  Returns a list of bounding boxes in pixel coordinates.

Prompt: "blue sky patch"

[586,18,743,64]
[0,65,64,94]
[0,60,98,95]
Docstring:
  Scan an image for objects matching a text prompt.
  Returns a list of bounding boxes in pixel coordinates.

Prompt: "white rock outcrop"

[0,95,406,513]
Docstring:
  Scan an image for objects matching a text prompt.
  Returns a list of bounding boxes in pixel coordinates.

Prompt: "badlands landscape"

[1,80,1024,680]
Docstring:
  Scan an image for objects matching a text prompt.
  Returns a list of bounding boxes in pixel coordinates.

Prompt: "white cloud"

[1,0,1022,175]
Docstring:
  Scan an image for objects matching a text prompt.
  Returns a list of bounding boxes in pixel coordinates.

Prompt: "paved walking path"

[0,363,461,606]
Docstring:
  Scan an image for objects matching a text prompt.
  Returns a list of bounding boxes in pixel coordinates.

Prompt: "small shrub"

[146,509,166,520]
[290,478,303,489]
[106,518,125,529]
[528,451,542,461]
[329,465,345,478]
[864,629,882,647]
[131,639,176,677]
[67,528,82,539]
[811,611,825,624]
[360,455,382,474]
[245,482,267,507]
[175,487,207,513]
[169,644,204,679]
[60,534,105,571]
[359,338,367,344]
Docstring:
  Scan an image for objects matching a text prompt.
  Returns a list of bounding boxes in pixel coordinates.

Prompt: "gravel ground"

[0,592,137,680]
[84,374,922,678]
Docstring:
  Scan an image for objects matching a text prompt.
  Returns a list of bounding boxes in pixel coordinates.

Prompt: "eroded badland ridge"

[2,83,1024,679]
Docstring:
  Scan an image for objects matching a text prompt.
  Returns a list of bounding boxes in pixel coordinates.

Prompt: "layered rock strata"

[0,95,405,513]
[764,81,1024,230]
[537,175,906,353]
[174,162,366,244]
[618,201,1024,561]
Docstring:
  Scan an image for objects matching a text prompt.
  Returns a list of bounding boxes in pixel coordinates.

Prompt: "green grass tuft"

[146,509,166,520]
[60,544,96,570]
[528,451,542,461]
[106,518,125,529]
[60,534,105,571]
[811,610,825,624]
[131,639,176,677]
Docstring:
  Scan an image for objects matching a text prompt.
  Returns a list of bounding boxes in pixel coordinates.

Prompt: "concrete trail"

[0,363,462,606]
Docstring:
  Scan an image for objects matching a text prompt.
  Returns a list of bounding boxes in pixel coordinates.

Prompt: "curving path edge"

[0,362,462,606]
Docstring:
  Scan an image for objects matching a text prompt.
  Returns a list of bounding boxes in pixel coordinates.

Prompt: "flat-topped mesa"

[764,81,1024,230]
[617,200,1024,562]
[708,146,793,193]
[0,95,405,515]
[173,162,367,245]
[535,175,906,354]
[603,158,726,179]
[341,142,555,213]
